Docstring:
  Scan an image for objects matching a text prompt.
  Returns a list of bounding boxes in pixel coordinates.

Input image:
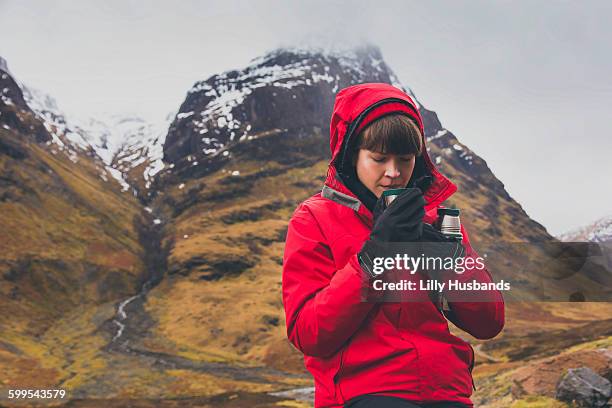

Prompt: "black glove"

[370,188,425,242]
[419,223,466,310]
[421,223,465,258]
[358,188,425,279]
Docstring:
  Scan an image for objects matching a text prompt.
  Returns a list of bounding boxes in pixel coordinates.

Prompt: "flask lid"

[438,207,460,217]
[382,188,407,198]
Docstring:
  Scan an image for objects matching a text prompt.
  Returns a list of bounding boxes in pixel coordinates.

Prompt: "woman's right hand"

[370,188,425,242]
[358,188,425,279]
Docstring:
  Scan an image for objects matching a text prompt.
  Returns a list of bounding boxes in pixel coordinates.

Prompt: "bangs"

[356,114,423,156]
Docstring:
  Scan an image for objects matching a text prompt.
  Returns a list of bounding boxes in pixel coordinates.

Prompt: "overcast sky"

[1,0,610,235]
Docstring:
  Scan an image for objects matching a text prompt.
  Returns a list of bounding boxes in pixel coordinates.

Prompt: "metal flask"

[437,207,463,242]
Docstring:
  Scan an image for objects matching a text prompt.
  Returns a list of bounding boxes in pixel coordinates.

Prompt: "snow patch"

[559,215,612,242]
[106,166,130,191]
[428,129,448,141]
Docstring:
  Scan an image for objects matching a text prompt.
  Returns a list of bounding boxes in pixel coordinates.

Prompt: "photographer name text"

[373,279,511,291]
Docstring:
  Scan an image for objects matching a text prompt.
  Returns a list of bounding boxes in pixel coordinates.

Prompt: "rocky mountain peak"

[162,45,406,168]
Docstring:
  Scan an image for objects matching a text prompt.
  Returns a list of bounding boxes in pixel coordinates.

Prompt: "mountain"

[160,45,551,240]
[1,47,610,408]
[162,46,407,175]
[558,215,612,243]
[0,57,153,395]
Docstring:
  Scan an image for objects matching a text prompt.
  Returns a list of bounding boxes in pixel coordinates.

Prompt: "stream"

[105,207,312,403]
[109,208,168,347]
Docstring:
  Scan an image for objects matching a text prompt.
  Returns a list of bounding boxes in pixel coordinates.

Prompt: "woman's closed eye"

[371,154,414,163]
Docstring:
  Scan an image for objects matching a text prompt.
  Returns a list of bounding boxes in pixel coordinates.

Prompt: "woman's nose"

[384,161,401,178]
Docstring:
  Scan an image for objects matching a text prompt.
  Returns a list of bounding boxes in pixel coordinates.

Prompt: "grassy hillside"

[0,125,146,392]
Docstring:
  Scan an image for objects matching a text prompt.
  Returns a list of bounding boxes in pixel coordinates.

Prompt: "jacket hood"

[324,83,456,215]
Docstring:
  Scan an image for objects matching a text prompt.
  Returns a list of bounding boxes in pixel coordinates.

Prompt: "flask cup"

[382,188,409,208]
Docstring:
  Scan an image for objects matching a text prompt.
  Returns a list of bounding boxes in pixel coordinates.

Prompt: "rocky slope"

[20,84,174,197]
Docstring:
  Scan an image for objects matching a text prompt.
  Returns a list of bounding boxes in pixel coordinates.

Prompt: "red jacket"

[282,83,504,407]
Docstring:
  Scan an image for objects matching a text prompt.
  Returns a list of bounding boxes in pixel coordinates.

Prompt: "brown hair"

[354,114,423,156]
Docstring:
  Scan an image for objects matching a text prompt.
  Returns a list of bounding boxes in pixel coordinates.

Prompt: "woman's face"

[355,149,416,198]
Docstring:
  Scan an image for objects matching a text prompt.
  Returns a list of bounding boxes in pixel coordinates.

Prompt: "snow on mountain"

[20,84,171,192]
[164,44,484,187]
[21,86,91,155]
[558,215,612,243]
[75,112,173,189]
[164,45,417,167]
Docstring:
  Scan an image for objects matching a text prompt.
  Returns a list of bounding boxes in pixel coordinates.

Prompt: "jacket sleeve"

[282,205,377,358]
[441,225,505,340]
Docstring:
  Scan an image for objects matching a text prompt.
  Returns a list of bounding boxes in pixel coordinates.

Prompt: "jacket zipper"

[333,345,347,402]
[468,344,477,391]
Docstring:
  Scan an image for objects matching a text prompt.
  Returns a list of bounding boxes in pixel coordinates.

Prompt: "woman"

[282,83,504,408]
